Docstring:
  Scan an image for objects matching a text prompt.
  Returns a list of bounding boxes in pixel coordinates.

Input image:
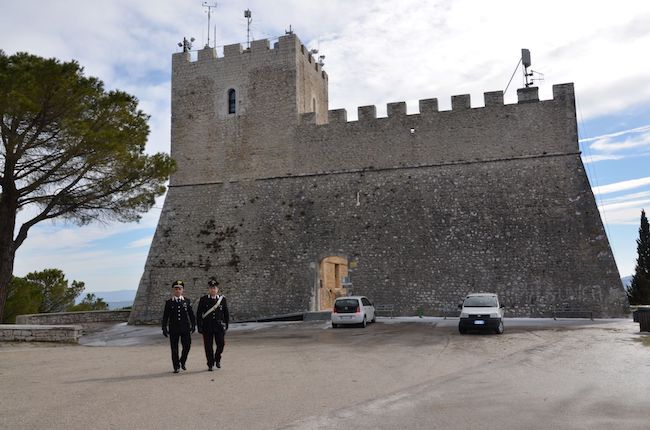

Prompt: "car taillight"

[355,306,360,313]
[333,307,337,313]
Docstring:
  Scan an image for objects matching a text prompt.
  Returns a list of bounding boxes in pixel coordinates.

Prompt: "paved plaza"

[1,318,648,430]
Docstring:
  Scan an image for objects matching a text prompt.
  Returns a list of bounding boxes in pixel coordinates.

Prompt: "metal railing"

[374,304,395,318]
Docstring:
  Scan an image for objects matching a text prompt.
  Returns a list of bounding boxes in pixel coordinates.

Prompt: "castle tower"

[129,33,626,324]
[171,34,328,186]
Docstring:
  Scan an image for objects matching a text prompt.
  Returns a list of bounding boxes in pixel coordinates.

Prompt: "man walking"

[196,279,230,371]
[162,280,196,373]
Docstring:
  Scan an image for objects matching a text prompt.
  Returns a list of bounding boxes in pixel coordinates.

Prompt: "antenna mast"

[244,9,252,49]
[202,1,217,48]
[521,49,544,88]
[504,48,545,95]
[521,49,533,87]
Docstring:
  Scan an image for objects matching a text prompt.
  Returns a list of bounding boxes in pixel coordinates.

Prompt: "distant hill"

[621,276,633,289]
[80,289,136,310]
[106,300,134,310]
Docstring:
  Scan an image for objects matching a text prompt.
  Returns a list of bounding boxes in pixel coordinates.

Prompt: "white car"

[458,293,505,334]
[331,296,376,328]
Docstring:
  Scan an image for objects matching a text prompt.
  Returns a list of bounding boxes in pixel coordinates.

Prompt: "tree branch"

[13,163,93,249]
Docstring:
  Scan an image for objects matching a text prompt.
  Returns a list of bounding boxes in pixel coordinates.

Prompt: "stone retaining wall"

[0,324,82,343]
[16,310,130,325]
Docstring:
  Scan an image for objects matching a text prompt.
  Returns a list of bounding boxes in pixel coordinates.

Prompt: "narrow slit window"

[228,89,236,114]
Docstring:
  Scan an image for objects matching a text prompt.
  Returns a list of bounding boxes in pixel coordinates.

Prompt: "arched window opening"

[228,89,236,114]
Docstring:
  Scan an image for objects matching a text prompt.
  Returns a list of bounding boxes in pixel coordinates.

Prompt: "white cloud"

[592,177,650,196]
[3,1,650,126]
[581,154,624,164]
[590,131,650,153]
[316,1,650,119]
[598,198,650,225]
[580,125,650,143]
[580,124,650,164]
[601,190,650,205]
[127,236,154,249]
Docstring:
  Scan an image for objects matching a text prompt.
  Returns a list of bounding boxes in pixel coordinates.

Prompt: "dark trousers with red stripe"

[202,327,225,367]
[169,331,191,370]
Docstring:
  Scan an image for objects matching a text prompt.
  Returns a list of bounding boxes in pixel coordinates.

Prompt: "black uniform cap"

[208,279,219,287]
[172,280,184,287]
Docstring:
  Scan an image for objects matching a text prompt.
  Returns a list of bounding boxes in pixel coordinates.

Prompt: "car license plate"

[474,320,485,325]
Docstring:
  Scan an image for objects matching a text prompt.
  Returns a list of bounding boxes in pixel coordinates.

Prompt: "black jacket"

[197,295,230,333]
[162,297,196,334]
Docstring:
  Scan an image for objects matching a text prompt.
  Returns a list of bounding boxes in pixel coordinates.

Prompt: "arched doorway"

[319,256,349,310]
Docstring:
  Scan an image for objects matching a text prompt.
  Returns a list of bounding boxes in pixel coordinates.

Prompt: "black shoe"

[173,368,180,373]
[208,366,213,371]
[181,363,186,370]
[215,362,221,368]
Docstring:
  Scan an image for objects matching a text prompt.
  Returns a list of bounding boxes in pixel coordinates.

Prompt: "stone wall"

[0,324,82,343]
[16,310,130,325]
[131,153,625,323]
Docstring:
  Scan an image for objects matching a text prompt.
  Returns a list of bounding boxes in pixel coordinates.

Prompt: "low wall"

[16,310,131,325]
[0,324,82,343]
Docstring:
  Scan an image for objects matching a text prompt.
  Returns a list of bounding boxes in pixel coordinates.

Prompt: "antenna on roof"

[244,9,252,49]
[202,1,217,48]
[504,48,545,95]
[522,49,533,87]
[285,25,293,35]
[178,37,196,52]
[310,40,325,67]
[521,49,545,88]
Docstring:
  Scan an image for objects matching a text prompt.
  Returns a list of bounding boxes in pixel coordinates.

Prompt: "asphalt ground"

[1,318,648,430]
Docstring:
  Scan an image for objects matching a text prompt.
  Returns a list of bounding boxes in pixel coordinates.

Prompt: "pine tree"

[0,51,174,321]
[627,209,650,305]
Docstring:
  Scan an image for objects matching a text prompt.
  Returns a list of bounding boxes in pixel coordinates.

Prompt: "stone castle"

[129,32,627,324]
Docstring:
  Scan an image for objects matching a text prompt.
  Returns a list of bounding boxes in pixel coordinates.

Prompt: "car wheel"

[459,325,467,335]
[371,314,376,323]
[495,320,504,335]
[332,322,338,329]
[360,317,367,328]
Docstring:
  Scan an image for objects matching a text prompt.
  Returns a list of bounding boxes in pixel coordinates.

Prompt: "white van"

[458,293,505,334]
[331,296,376,328]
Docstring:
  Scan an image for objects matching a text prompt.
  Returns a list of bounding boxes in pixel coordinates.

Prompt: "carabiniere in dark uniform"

[196,279,229,371]
[162,280,196,373]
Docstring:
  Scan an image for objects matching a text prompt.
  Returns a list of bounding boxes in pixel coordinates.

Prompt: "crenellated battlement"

[287,82,578,185]
[170,29,574,189]
[172,33,328,81]
[300,84,573,126]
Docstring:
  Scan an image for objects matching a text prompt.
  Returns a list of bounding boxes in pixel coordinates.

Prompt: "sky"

[2,0,649,293]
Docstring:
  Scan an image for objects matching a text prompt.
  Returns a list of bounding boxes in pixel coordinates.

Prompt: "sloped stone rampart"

[131,154,626,323]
